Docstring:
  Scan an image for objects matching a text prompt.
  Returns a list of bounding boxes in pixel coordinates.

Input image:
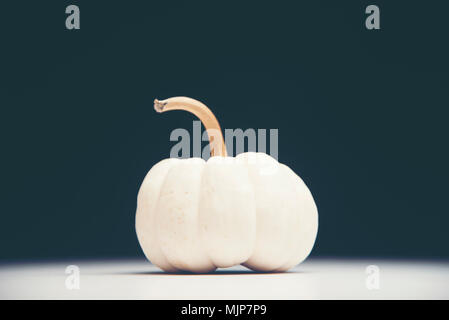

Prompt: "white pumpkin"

[136,97,318,273]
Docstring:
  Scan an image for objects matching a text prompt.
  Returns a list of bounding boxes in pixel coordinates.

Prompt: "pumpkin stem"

[154,97,228,157]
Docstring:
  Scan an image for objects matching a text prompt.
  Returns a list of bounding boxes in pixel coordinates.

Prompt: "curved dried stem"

[154,96,227,157]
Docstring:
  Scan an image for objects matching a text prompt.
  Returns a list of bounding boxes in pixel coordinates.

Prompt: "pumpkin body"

[136,152,318,272]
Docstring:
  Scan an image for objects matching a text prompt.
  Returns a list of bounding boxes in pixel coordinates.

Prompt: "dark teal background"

[1,1,448,260]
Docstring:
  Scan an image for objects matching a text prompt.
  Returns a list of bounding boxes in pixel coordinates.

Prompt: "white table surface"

[0,258,448,299]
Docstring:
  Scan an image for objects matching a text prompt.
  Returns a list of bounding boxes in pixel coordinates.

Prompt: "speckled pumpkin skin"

[136,152,318,273]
